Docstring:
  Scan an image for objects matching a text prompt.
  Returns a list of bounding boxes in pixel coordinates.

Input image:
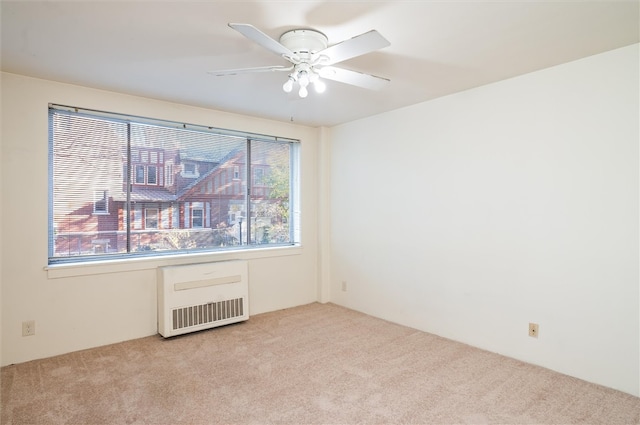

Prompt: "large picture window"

[48,105,299,264]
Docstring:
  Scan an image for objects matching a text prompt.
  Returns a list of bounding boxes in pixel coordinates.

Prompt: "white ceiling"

[2,1,638,127]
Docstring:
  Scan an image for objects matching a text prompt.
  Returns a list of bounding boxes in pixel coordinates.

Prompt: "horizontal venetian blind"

[48,105,298,264]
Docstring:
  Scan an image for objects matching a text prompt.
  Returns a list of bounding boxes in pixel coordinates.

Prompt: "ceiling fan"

[209,23,391,98]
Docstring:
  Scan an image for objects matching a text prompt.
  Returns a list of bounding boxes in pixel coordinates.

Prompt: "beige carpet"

[2,302,639,425]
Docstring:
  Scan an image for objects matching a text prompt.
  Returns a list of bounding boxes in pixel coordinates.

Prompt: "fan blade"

[229,23,299,62]
[208,65,292,77]
[319,30,390,66]
[319,66,390,90]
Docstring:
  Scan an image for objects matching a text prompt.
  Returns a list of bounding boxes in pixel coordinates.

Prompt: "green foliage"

[265,163,289,200]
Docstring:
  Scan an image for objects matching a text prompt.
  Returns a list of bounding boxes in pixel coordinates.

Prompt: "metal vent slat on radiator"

[172,298,245,331]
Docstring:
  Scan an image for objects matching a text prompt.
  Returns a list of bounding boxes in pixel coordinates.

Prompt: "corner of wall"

[1,72,4,369]
[317,126,331,303]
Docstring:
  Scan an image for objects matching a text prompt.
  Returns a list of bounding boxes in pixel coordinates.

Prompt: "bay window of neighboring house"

[48,104,300,264]
[165,162,174,186]
[147,165,158,185]
[135,165,145,184]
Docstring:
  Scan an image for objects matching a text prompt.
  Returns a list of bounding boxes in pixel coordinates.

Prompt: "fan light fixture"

[283,66,327,98]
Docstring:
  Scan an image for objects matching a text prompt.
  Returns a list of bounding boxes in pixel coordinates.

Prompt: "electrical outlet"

[22,320,35,337]
[341,281,347,292]
[528,322,539,338]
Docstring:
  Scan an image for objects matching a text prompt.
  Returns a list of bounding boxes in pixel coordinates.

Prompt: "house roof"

[108,150,245,203]
[177,149,244,199]
[128,188,178,203]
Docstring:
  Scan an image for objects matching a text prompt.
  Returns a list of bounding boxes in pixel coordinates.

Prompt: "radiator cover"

[157,261,249,337]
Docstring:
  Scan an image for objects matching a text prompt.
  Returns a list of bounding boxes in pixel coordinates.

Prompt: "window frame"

[48,104,301,266]
[147,165,158,185]
[181,162,198,178]
[93,190,109,214]
[191,207,204,229]
[135,164,145,184]
[253,167,265,186]
[165,161,174,187]
[145,207,159,229]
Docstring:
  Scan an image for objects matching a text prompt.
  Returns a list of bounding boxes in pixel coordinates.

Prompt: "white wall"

[2,44,638,397]
[329,45,639,396]
[0,77,3,370]
[0,73,321,365]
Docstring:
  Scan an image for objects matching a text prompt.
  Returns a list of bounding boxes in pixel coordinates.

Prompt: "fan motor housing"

[280,29,328,55]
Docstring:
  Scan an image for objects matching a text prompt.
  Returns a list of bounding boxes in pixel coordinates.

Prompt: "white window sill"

[45,245,303,279]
